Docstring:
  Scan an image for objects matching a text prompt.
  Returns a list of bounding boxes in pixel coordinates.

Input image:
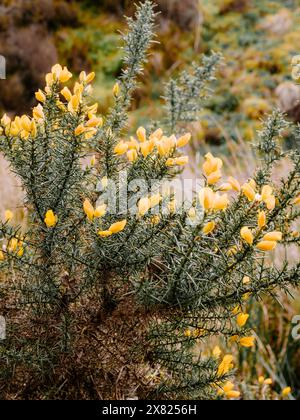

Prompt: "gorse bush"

[0,1,299,400]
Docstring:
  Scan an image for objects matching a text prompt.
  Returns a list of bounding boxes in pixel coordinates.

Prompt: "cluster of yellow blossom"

[82,199,126,238]
[258,376,273,386]
[217,381,241,399]
[241,225,282,252]
[0,64,101,142]
[198,153,241,213]
[0,112,39,140]
[98,220,127,238]
[0,210,24,260]
[138,193,162,217]
[242,181,276,210]
[83,199,107,221]
[113,127,190,166]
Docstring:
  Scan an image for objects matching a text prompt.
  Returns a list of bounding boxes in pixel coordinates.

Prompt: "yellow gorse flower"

[199,187,215,211]
[61,87,72,102]
[236,313,249,328]
[33,104,44,121]
[239,336,255,348]
[258,210,266,228]
[218,382,241,399]
[108,220,127,234]
[202,221,216,235]
[228,176,241,192]
[281,387,291,397]
[176,133,191,148]
[44,210,58,228]
[35,89,46,103]
[136,126,147,143]
[83,199,95,221]
[217,354,234,376]
[203,153,223,177]
[240,227,254,245]
[263,231,282,242]
[114,141,128,155]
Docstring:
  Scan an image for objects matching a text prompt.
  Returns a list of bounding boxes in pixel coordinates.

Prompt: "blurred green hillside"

[1,0,300,145]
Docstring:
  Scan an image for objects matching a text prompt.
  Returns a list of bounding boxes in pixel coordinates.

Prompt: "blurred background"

[0,0,300,399]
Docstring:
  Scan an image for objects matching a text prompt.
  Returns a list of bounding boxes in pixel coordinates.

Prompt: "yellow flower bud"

[35,89,46,103]
[149,128,163,141]
[83,199,95,221]
[109,219,127,234]
[127,149,138,162]
[176,133,191,148]
[263,231,282,242]
[86,72,95,84]
[261,185,273,201]
[236,313,249,328]
[114,141,128,155]
[203,153,223,176]
[258,211,266,228]
[127,137,140,151]
[68,95,80,113]
[44,210,58,228]
[59,66,72,83]
[213,193,229,211]
[226,390,241,399]
[207,170,222,185]
[293,195,300,205]
[140,141,153,157]
[228,176,241,192]
[264,378,272,385]
[256,241,277,251]
[61,87,72,102]
[265,195,276,211]
[1,113,11,126]
[199,187,215,211]
[75,124,86,136]
[239,336,255,348]
[33,104,44,121]
[217,354,234,376]
[86,117,103,128]
[242,183,256,201]
[17,247,24,258]
[168,199,177,214]
[136,126,146,143]
[240,227,254,245]
[98,230,112,238]
[20,115,32,132]
[45,72,54,86]
[202,221,216,235]
[219,183,232,192]
[281,387,291,397]
[173,156,189,166]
